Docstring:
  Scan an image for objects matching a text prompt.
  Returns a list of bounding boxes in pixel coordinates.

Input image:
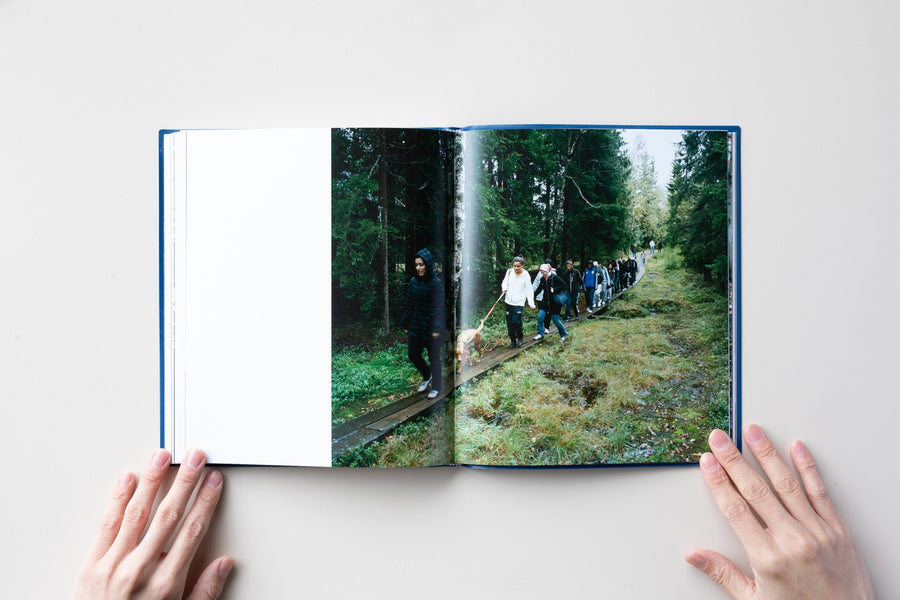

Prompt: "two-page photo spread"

[161,125,740,468]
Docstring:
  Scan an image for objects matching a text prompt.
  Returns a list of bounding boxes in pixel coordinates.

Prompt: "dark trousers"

[565,292,579,318]
[505,302,524,342]
[408,333,443,391]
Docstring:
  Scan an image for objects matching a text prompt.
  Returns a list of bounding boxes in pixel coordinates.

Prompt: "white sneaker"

[427,389,440,399]
[417,377,432,392]
[533,334,544,340]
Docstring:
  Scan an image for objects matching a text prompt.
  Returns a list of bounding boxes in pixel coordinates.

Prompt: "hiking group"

[400,245,654,397]
[501,249,649,349]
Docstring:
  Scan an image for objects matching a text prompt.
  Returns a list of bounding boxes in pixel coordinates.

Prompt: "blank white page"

[166,128,331,466]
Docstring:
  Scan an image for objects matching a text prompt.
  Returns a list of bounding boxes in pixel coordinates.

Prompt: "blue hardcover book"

[160,126,740,467]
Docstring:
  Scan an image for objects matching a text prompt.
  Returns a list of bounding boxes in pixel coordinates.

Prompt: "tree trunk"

[379,129,391,334]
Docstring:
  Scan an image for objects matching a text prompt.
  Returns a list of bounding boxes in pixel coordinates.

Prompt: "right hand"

[686,426,873,599]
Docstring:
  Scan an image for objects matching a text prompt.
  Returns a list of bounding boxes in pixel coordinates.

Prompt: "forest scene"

[331,126,735,467]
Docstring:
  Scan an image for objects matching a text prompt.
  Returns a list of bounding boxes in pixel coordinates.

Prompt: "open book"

[160,126,740,467]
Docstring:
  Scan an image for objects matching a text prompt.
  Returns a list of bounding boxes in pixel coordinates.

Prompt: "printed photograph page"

[163,128,332,466]
[453,126,737,467]
[330,128,458,467]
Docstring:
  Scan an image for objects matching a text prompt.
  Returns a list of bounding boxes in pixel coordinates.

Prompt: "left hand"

[75,448,233,599]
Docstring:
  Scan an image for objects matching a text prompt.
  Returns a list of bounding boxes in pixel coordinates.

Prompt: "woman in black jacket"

[533,263,569,342]
[399,248,445,399]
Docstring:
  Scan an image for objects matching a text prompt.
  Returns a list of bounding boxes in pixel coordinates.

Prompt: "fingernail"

[118,472,134,487]
[205,470,224,488]
[709,429,731,450]
[744,424,765,444]
[219,557,235,578]
[700,452,719,472]
[686,552,707,570]
[186,448,205,469]
[792,440,809,456]
[151,449,170,468]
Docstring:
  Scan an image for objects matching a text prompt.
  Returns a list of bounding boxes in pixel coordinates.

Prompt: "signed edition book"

[160,126,740,467]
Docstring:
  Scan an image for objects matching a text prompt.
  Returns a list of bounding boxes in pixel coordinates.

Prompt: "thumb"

[186,556,234,600]
[685,550,755,600]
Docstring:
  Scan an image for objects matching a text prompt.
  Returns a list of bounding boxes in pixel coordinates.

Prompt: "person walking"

[534,263,568,342]
[533,259,555,334]
[561,259,583,321]
[603,261,613,304]
[500,256,535,348]
[596,261,611,307]
[582,260,597,312]
[399,248,445,399]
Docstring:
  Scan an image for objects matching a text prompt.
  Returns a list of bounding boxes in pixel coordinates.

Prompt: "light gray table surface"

[2,1,898,598]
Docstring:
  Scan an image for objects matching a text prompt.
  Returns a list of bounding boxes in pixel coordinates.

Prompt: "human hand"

[75,448,233,600]
[686,425,873,599]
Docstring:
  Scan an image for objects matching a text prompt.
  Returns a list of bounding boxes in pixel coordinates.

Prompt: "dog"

[455,328,483,373]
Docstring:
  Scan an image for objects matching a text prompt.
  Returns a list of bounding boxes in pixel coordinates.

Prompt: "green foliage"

[331,343,419,424]
[626,138,666,248]
[332,159,381,315]
[666,131,731,289]
[461,128,633,306]
[331,128,456,330]
[333,442,381,467]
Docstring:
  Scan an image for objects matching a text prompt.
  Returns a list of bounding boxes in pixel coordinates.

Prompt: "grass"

[331,343,422,425]
[333,404,455,467]
[453,249,730,466]
[333,249,731,467]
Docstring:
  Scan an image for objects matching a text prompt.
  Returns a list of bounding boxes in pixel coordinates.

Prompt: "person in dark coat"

[560,259,583,321]
[533,263,568,342]
[399,248,445,399]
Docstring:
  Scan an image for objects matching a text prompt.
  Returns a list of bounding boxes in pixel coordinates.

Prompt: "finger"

[790,440,842,526]
[685,549,756,599]
[708,429,792,529]
[185,556,234,600]
[698,451,769,550]
[108,449,172,556]
[135,448,207,560]
[86,471,136,562]
[743,424,819,527]
[160,469,225,583]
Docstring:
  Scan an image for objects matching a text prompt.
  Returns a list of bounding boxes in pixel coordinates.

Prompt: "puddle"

[466,404,509,425]
[541,368,607,409]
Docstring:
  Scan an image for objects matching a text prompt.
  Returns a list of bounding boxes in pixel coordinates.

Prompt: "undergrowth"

[336,250,731,467]
[453,250,730,466]
[331,344,421,425]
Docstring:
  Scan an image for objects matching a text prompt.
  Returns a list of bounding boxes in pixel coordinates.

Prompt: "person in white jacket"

[500,255,536,348]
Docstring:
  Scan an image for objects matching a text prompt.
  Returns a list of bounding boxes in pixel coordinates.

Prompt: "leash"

[482,291,505,324]
[460,292,506,343]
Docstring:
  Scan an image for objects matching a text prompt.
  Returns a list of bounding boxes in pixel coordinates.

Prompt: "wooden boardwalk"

[331,264,647,461]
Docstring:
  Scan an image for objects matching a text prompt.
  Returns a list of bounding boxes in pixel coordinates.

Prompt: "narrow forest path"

[331,257,651,460]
